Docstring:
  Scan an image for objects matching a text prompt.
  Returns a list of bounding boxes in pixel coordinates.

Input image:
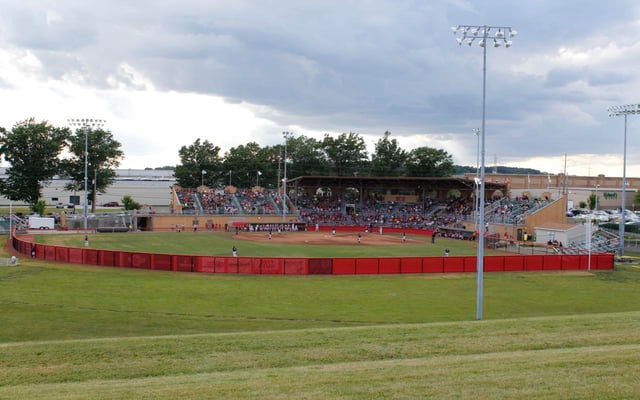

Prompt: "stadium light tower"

[608,103,640,257]
[452,24,516,320]
[67,118,106,232]
[282,131,293,221]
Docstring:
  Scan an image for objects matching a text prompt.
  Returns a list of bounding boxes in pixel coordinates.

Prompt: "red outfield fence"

[12,234,614,274]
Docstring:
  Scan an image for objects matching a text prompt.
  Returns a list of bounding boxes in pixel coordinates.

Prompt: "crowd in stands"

[200,189,238,214]
[297,195,349,225]
[235,189,277,214]
[295,193,478,231]
[174,186,282,215]
[484,196,550,225]
[173,186,551,236]
[176,188,196,213]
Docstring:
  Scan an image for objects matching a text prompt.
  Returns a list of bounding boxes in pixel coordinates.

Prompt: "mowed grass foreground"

[2,234,640,398]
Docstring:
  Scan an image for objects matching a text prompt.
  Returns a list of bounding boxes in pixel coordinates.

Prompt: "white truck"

[28,216,55,230]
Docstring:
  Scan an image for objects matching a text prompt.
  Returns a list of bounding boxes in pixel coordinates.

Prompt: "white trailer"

[28,216,55,230]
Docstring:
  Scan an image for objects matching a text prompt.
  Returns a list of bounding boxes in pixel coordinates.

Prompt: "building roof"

[535,222,580,232]
[287,175,506,191]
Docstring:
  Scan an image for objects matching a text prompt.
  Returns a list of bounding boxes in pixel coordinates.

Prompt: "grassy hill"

[1,239,639,398]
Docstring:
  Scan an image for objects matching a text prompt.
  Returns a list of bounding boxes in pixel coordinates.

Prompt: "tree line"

[175,131,456,189]
[0,119,458,211]
[0,118,123,213]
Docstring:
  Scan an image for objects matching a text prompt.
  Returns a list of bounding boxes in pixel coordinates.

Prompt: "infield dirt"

[234,230,418,246]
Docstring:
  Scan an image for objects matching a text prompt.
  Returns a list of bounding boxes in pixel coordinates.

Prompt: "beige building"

[460,172,636,245]
[464,172,638,211]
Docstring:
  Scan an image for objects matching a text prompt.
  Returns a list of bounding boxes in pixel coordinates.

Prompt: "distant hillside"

[455,165,544,175]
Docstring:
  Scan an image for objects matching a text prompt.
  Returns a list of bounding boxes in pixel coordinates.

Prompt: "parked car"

[608,209,640,223]
[103,202,120,207]
[590,210,610,222]
[567,208,588,217]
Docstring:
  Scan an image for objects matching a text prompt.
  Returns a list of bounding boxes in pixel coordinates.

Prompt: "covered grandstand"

[162,175,515,234]
[172,176,507,215]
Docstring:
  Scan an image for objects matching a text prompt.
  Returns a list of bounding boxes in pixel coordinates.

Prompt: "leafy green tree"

[259,145,285,189]
[633,191,640,210]
[370,131,407,177]
[587,193,598,210]
[34,199,47,216]
[322,132,368,176]
[174,139,223,188]
[222,142,270,188]
[62,127,124,212]
[286,135,330,177]
[0,118,68,210]
[405,147,455,177]
[122,194,141,210]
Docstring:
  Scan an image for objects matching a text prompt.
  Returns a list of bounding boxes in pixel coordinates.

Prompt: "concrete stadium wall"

[12,234,614,274]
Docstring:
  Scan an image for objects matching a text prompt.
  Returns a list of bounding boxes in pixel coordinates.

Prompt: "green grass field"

[2,233,640,398]
[34,230,499,257]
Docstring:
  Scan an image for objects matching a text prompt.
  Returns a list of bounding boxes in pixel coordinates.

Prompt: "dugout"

[246,222,307,232]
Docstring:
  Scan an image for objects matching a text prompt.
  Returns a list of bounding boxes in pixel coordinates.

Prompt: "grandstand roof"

[287,175,507,197]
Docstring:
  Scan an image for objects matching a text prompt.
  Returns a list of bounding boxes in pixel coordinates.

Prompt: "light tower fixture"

[607,103,640,257]
[452,24,515,320]
[67,118,106,233]
[452,25,516,48]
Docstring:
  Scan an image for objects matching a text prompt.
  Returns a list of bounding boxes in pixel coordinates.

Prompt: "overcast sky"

[1,0,640,178]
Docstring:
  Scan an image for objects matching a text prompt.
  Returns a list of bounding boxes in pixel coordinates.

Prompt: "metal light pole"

[68,118,106,232]
[282,131,293,221]
[94,168,98,212]
[594,184,599,211]
[453,25,516,320]
[608,104,640,257]
[473,128,480,228]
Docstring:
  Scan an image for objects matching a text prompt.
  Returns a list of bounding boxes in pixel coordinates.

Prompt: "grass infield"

[1,233,639,398]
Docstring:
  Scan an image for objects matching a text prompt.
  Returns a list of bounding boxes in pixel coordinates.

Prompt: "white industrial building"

[0,168,176,210]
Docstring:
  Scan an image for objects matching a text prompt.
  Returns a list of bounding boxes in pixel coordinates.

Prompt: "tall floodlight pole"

[452,24,516,320]
[608,104,640,257]
[67,118,106,232]
[473,128,480,227]
[282,131,292,221]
